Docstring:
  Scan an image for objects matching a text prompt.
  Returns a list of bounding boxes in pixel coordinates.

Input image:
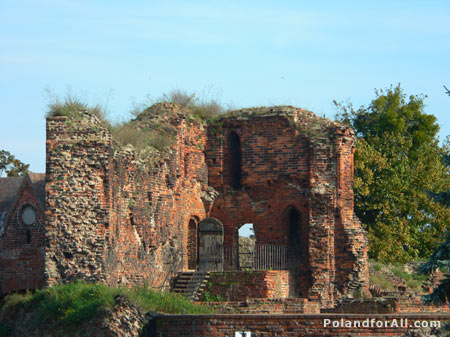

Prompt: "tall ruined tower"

[44,104,368,306]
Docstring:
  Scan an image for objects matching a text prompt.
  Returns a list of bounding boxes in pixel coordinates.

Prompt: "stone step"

[171,271,210,301]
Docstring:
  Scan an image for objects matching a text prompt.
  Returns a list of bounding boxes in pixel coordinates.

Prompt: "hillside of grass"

[368,260,442,295]
[0,282,214,336]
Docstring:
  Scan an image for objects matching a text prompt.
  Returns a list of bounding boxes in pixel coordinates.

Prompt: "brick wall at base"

[204,271,296,301]
[154,314,450,337]
[201,298,320,314]
[322,296,450,314]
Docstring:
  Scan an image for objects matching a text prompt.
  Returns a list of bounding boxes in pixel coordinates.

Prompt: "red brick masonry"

[204,271,296,301]
[42,105,368,304]
[154,314,450,336]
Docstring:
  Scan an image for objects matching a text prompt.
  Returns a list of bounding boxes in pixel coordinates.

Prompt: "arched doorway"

[198,218,224,272]
[238,223,255,269]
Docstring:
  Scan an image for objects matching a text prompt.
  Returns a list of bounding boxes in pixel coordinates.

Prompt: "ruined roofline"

[216,105,355,136]
[45,103,348,130]
[45,103,355,143]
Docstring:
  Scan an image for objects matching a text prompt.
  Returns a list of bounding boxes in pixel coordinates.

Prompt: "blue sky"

[1,0,450,174]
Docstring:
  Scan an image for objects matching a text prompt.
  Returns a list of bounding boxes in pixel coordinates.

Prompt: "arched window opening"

[187,217,198,270]
[229,132,242,190]
[238,223,255,269]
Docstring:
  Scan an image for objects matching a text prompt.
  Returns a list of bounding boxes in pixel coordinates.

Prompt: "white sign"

[235,332,251,337]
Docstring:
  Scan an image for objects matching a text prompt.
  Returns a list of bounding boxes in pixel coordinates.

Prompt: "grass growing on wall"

[45,91,107,122]
[0,281,214,334]
[369,260,430,292]
[123,286,213,314]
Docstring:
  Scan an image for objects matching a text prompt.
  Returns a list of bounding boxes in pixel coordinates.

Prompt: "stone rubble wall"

[45,109,208,288]
[44,105,368,303]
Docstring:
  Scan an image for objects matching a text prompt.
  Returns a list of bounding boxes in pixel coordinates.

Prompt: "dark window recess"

[187,218,198,269]
[26,229,31,244]
[229,132,242,190]
[287,207,301,246]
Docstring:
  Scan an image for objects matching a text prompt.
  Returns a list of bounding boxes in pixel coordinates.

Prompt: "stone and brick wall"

[44,104,368,304]
[45,105,209,288]
[323,296,450,314]
[201,298,321,314]
[0,178,45,294]
[154,313,450,337]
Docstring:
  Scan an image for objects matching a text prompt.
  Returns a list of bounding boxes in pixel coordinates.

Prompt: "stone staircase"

[172,271,210,301]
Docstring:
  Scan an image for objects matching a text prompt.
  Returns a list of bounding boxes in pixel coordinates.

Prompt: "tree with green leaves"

[335,85,450,262]
[419,231,450,304]
[419,136,450,305]
[0,150,29,177]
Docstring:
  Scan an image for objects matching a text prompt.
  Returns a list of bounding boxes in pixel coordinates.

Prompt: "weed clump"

[46,92,107,123]
[157,88,225,122]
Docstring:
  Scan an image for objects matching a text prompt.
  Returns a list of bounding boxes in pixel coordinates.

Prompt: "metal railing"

[224,244,296,270]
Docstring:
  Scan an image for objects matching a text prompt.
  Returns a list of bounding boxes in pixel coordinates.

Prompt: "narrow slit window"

[287,207,301,246]
[229,132,242,190]
[187,217,198,270]
[26,229,31,244]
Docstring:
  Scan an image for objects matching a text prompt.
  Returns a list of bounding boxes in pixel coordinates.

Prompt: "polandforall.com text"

[323,318,441,329]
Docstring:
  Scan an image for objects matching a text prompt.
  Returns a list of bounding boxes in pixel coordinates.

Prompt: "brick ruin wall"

[154,313,450,337]
[204,270,297,301]
[45,109,209,287]
[0,180,45,294]
[44,105,369,303]
[205,108,368,304]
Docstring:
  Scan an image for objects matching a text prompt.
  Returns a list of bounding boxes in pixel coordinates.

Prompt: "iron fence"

[224,244,296,270]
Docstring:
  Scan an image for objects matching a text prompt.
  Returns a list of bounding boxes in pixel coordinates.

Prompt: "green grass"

[369,275,394,290]
[8,282,119,328]
[123,287,214,314]
[110,122,175,152]
[391,267,411,281]
[201,292,224,302]
[46,93,107,122]
[0,282,214,334]
[369,260,429,292]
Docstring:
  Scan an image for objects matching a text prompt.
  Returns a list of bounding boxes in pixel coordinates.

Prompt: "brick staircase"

[172,271,210,301]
